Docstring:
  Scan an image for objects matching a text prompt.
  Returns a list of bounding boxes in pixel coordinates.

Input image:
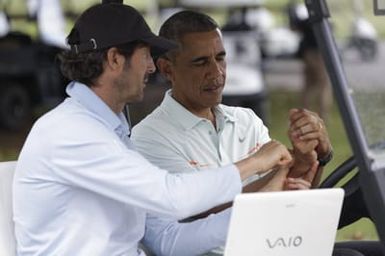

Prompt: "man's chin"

[206,97,223,108]
[134,94,144,102]
[127,94,144,104]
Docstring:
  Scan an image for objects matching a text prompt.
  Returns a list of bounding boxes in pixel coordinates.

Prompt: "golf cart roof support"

[305,0,385,250]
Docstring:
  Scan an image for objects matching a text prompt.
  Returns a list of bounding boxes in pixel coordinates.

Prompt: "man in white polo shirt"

[131,10,333,255]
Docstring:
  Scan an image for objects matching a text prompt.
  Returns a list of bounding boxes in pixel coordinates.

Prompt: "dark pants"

[333,248,365,256]
[333,241,384,256]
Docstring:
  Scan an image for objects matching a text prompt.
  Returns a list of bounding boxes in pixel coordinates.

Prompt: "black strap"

[102,0,123,4]
[70,38,98,54]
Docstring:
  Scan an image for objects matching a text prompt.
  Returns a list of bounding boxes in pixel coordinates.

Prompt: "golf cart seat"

[0,161,17,256]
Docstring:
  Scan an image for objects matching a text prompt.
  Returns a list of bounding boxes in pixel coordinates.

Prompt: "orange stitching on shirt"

[189,160,198,166]
[188,160,211,168]
[247,143,262,155]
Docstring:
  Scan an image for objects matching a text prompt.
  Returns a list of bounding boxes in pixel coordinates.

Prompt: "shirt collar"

[160,89,237,130]
[66,81,130,137]
[213,103,237,123]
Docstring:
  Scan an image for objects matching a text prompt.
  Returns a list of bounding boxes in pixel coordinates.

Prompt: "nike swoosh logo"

[239,137,246,142]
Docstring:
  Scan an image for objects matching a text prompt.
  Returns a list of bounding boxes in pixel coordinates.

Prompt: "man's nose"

[207,60,224,79]
[147,58,156,74]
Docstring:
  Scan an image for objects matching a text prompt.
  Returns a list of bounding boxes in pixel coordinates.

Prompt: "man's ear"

[156,57,173,81]
[106,47,125,72]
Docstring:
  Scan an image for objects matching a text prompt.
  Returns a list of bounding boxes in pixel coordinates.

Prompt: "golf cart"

[308,0,385,254]
[0,29,67,131]
[344,0,379,62]
[0,2,68,131]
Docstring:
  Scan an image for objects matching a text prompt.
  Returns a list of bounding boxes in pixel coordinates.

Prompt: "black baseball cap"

[67,3,177,56]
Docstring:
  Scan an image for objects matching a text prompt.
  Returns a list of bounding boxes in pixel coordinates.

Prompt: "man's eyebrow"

[190,51,226,63]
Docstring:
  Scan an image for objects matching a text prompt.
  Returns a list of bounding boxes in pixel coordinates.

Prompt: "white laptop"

[224,188,344,256]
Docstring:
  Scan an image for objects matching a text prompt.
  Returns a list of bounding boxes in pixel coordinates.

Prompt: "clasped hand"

[287,108,332,186]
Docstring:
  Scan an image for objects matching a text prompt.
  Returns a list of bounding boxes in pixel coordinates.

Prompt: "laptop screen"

[224,189,344,256]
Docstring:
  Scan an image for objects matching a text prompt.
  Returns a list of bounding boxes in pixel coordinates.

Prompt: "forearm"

[163,165,241,219]
[235,157,263,180]
[187,172,276,220]
[242,171,275,192]
[311,166,324,187]
[186,202,232,220]
[289,147,317,178]
[289,160,310,178]
[235,140,292,180]
[143,209,232,256]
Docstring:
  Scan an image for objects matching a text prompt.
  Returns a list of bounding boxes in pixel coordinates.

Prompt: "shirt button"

[209,131,212,135]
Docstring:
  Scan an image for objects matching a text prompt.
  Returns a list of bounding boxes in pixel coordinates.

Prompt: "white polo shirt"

[131,90,270,255]
[132,90,270,174]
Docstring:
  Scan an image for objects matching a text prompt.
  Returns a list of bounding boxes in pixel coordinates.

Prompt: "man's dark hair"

[58,42,139,86]
[159,10,219,58]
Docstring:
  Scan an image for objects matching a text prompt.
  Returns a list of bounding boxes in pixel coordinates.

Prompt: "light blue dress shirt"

[13,82,242,256]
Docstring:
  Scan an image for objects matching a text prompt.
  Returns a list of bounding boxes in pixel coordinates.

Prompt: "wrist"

[293,147,316,162]
[317,141,332,159]
[317,149,333,167]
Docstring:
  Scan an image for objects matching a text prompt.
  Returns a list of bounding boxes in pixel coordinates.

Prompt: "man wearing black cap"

[12,3,293,255]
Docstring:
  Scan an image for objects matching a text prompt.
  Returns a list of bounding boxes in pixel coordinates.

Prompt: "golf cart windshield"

[307,0,385,249]
[317,0,385,166]
[329,1,385,165]
[353,74,385,163]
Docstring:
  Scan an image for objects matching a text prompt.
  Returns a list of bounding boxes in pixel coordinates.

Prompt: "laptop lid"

[224,188,344,256]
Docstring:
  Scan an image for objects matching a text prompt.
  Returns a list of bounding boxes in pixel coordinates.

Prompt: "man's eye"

[193,61,207,67]
[216,55,226,62]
